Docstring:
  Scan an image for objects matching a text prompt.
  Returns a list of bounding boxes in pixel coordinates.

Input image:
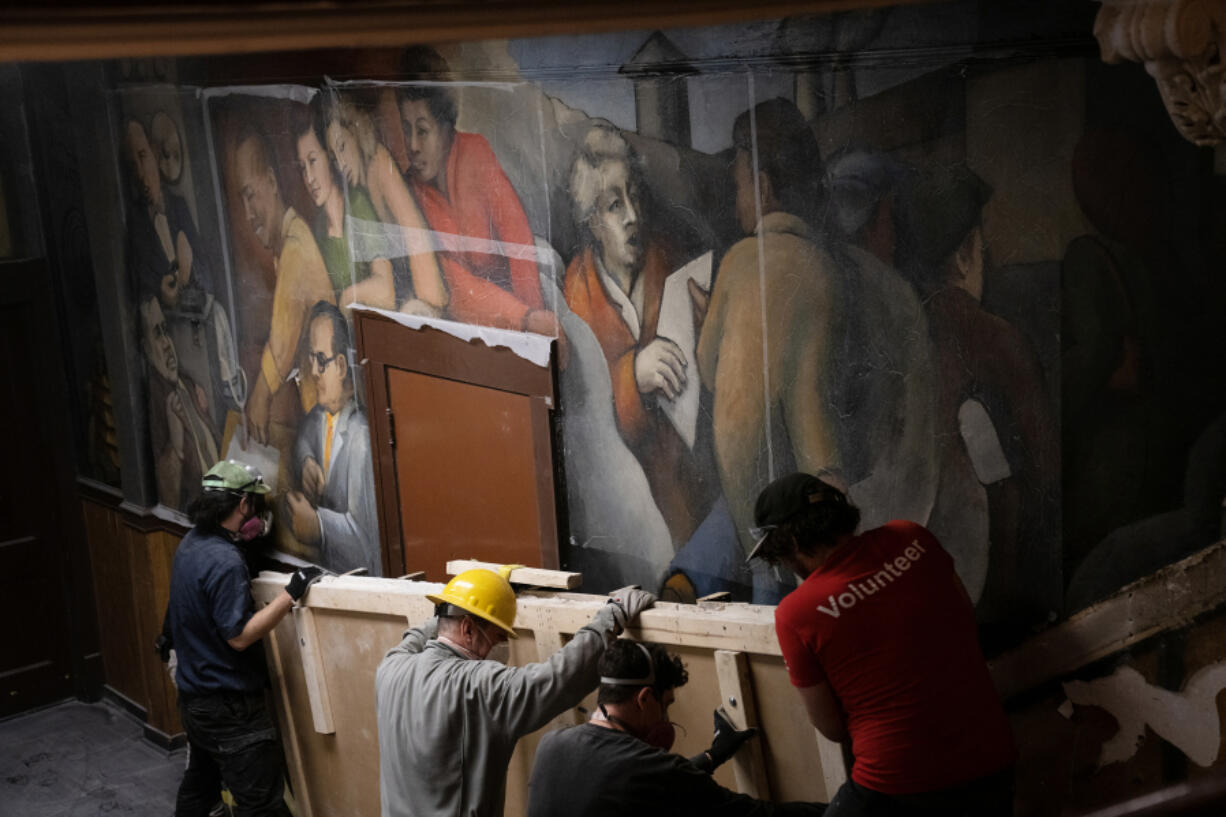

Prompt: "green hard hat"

[202,459,271,495]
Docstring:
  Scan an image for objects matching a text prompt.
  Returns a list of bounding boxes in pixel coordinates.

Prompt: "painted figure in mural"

[286,301,380,575]
[894,165,1058,632]
[140,294,220,509]
[292,100,396,311]
[564,124,711,546]
[751,473,1016,815]
[696,99,843,580]
[126,108,243,431]
[396,46,558,337]
[1061,129,1182,586]
[820,150,938,531]
[123,118,209,313]
[168,459,323,817]
[1064,130,1220,611]
[321,93,448,317]
[151,110,184,187]
[235,124,336,445]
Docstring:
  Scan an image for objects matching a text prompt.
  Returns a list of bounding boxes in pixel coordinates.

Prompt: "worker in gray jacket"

[375,566,656,817]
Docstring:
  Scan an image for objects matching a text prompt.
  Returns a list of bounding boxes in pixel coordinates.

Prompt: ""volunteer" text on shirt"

[816,539,928,618]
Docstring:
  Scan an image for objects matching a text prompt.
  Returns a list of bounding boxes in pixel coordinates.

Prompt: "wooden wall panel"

[136,529,182,737]
[81,496,185,738]
[83,499,146,706]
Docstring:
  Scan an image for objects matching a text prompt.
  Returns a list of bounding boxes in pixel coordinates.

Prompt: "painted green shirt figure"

[313,185,379,295]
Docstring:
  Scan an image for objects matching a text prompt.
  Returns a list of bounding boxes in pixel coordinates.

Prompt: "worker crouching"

[527,639,825,816]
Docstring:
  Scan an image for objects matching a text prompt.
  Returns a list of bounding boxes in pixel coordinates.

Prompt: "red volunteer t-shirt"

[775,520,1016,795]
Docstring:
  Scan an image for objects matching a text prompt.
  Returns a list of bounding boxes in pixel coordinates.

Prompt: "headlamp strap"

[599,642,655,686]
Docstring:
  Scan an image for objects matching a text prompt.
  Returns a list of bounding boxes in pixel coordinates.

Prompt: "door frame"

[352,310,559,578]
[0,257,101,714]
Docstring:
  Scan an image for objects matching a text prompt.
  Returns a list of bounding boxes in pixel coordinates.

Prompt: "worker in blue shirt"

[167,459,322,817]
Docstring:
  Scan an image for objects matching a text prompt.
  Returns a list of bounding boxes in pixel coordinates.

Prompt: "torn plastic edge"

[350,304,553,368]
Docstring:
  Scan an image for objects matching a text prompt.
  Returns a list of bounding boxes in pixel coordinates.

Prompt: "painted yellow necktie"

[323,412,336,475]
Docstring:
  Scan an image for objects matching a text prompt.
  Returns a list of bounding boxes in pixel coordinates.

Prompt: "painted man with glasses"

[287,300,380,574]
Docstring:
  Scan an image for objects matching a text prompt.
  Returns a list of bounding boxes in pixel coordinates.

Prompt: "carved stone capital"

[1095,0,1226,146]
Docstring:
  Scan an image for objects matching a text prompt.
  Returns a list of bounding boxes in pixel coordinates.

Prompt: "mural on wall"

[190,88,375,574]
[115,87,239,513]
[101,6,1226,647]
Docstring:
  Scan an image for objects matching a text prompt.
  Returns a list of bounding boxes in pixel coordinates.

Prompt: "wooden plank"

[265,615,314,817]
[84,502,146,707]
[0,0,927,63]
[292,606,335,735]
[253,574,782,656]
[250,574,823,815]
[713,650,771,799]
[536,631,583,731]
[445,560,582,590]
[990,539,1226,700]
[814,732,848,801]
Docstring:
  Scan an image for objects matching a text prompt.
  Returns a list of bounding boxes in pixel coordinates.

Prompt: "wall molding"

[1095,0,1226,146]
[0,0,926,63]
[991,539,1226,701]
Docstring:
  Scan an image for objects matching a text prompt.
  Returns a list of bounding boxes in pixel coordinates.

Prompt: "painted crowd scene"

[108,7,1223,653]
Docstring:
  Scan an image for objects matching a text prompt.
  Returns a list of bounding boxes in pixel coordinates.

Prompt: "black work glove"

[286,566,325,602]
[691,708,759,773]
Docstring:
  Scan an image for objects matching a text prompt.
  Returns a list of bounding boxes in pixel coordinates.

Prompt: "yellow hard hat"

[427,565,520,638]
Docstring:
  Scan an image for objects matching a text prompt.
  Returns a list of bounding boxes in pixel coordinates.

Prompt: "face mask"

[474,624,509,664]
[238,509,273,542]
[641,719,676,752]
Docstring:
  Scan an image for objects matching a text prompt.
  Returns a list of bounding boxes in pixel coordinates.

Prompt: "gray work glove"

[609,585,657,632]
[587,586,657,638]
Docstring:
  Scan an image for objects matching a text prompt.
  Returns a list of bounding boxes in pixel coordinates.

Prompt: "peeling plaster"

[1061,662,1226,769]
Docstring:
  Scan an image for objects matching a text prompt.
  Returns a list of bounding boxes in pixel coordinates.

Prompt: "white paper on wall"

[655,251,713,449]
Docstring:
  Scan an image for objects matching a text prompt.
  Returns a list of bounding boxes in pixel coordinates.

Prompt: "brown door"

[354,311,558,580]
[0,260,84,716]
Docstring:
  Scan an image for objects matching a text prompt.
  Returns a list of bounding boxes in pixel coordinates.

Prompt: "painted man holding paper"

[563,124,713,546]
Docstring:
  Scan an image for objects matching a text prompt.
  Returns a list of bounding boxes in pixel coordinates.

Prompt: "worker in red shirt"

[750,472,1016,815]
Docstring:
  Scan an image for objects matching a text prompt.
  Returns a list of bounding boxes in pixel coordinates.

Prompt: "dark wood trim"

[530,395,559,570]
[353,312,405,578]
[102,685,186,749]
[0,0,930,63]
[143,723,187,752]
[1074,773,1226,817]
[76,477,125,508]
[111,503,192,538]
[101,683,147,722]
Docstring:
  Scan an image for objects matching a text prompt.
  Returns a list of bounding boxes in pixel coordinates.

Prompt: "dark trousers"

[825,767,1014,817]
[174,691,291,817]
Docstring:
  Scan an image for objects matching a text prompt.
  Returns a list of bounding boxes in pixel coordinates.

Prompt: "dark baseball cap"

[747,472,847,561]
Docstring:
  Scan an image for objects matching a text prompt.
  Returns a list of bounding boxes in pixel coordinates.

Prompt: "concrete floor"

[0,699,184,817]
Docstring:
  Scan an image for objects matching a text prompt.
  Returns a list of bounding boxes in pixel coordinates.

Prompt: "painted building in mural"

[99,5,1222,660]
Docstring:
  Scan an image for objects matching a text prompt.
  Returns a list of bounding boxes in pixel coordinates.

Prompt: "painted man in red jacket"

[562,124,711,547]
[396,47,558,339]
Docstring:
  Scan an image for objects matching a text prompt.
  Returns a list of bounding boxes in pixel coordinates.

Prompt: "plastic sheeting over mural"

[108,25,1068,644]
